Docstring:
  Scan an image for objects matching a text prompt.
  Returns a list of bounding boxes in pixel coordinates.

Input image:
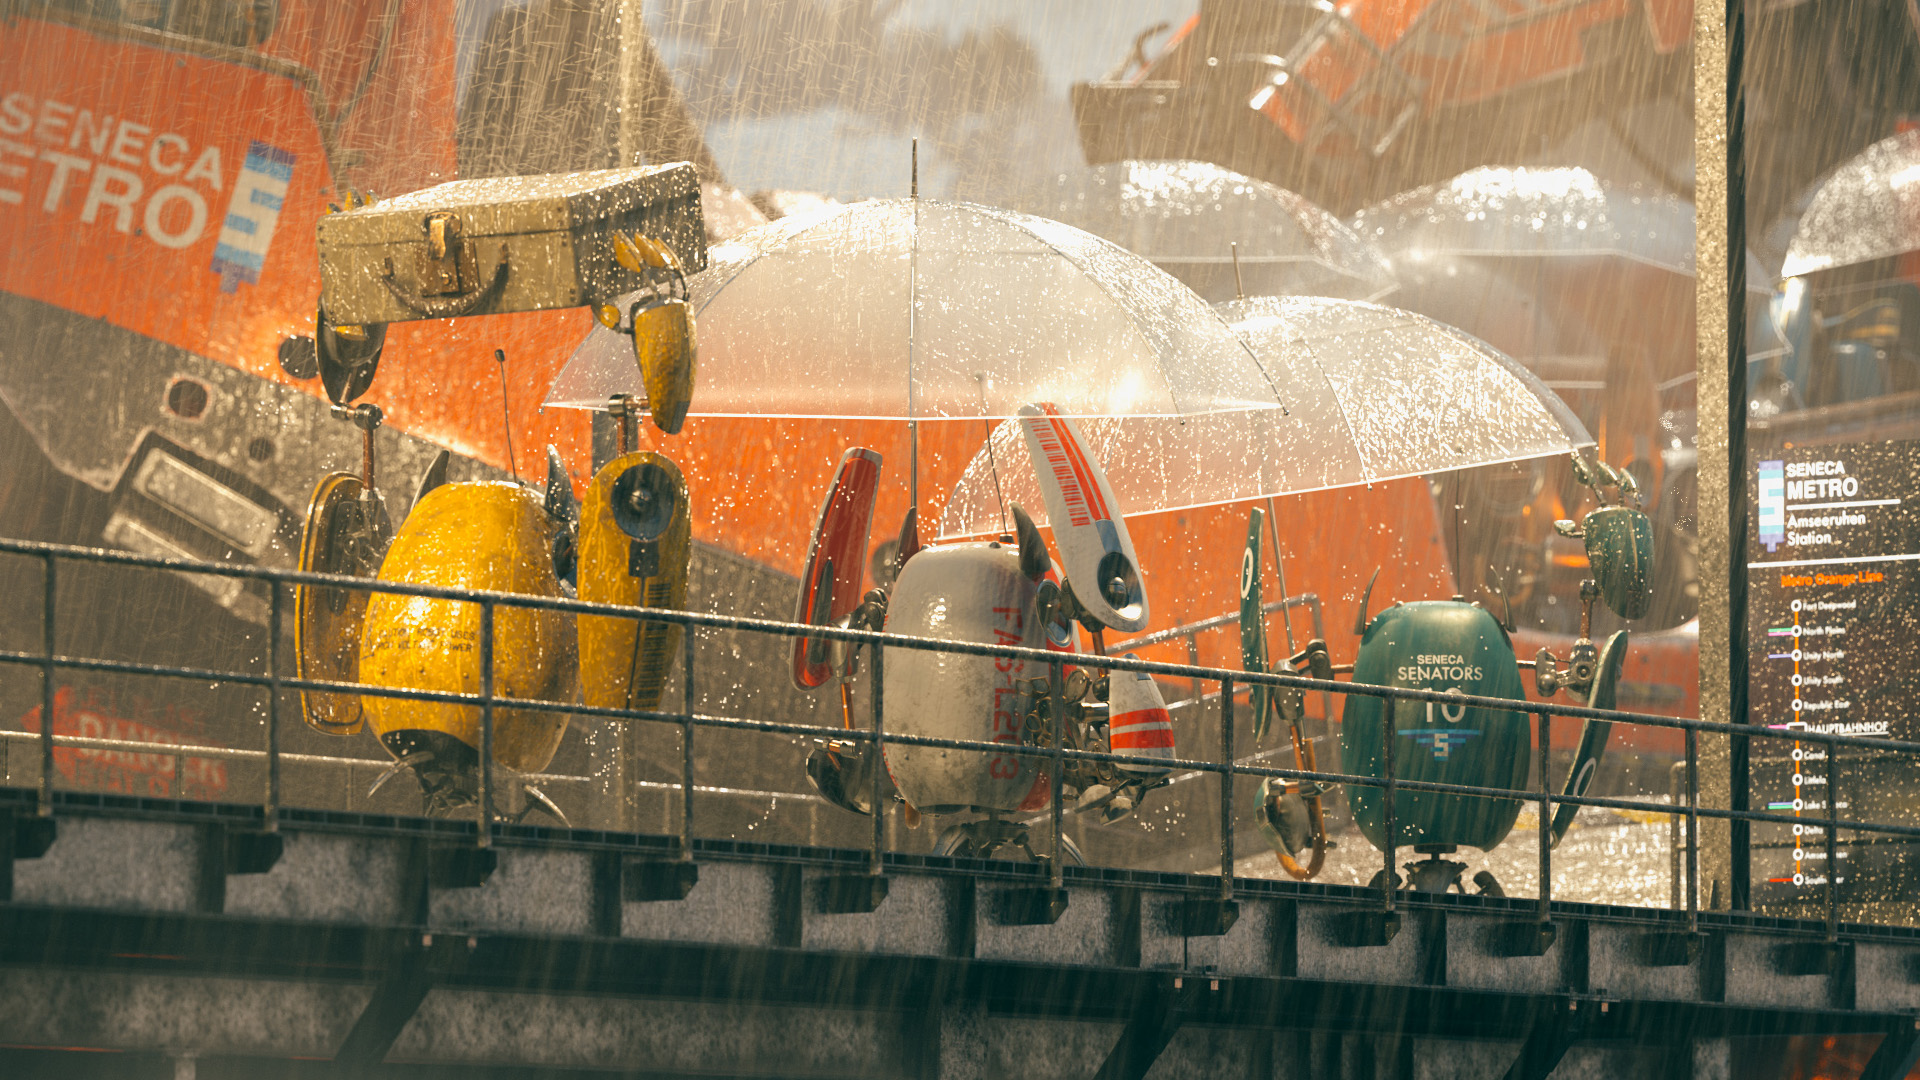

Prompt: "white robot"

[792,406,1177,861]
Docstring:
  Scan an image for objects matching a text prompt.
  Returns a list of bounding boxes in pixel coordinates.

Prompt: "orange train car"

[0,3,593,787]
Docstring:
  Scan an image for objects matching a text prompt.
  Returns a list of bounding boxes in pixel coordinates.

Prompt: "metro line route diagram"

[1759,596,1873,892]
[1763,603,1825,888]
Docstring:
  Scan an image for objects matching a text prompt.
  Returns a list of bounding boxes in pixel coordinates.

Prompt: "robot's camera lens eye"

[1095,552,1137,610]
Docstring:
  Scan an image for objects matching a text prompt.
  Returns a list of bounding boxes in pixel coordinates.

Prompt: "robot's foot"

[379,730,481,814]
[1366,859,1505,897]
[1072,782,1142,823]
[931,825,969,858]
[1256,781,1321,858]
[933,820,1010,860]
[374,730,569,826]
[1471,870,1506,897]
[933,819,1086,866]
[514,785,571,828]
[1406,856,1469,894]
[1059,833,1087,866]
[804,739,877,816]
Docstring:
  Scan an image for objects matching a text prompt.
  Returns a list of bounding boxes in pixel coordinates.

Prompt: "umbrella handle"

[1270,696,1329,881]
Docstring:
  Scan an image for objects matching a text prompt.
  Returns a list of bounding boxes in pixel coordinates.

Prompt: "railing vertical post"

[1825,737,1839,941]
[477,599,494,849]
[1382,700,1396,910]
[39,552,55,817]
[1185,636,1202,705]
[870,644,885,878]
[1219,675,1235,902]
[682,626,697,861]
[1686,725,1699,930]
[1536,709,1552,921]
[266,581,281,831]
[1048,660,1067,891]
[1669,761,1684,910]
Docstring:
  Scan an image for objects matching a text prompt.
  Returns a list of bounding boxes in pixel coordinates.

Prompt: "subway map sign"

[1747,439,1920,907]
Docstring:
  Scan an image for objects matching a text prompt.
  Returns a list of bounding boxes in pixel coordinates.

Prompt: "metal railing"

[0,535,1908,935]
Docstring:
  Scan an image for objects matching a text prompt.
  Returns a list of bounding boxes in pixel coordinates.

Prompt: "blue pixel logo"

[211,141,295,293]
[1400,727,1480,760]
[1758,460,1785,551]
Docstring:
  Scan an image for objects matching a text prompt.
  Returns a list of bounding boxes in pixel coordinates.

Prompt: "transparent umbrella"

[545,198,1281,420]
[1356,164,1772,290]
[1000,159,1397,303]
[939,295,1594,536]
[1350,165,1695,273]
[1350,164,1708,447]
[1781,128,1920,279]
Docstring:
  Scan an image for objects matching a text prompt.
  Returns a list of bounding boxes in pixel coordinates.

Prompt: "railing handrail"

[1106,592,1322,653]
[0,534,1891,754]
[0,531,1890,925]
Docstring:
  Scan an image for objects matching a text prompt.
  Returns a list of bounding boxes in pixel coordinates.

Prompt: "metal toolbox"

[316,163,706,326]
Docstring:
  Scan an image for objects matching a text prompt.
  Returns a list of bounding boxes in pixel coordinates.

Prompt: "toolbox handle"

[379,243,511,318]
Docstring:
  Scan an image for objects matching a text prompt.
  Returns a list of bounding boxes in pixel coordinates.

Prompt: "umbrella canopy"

[1781,128,1920,279]
[1351,166,1695,275]
[1004,160,1397,303]
[546,198,1281,420]
[939,295,1593,537]
[1353,165,1717,399]
[1362,166,1770,294]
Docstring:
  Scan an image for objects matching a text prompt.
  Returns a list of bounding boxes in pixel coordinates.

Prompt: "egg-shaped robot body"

[359,482,578,807]
[882,542,1045,815]
[1340,601,1529,852]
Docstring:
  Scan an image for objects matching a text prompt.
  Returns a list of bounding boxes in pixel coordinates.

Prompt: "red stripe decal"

[1110,705,1175,750]
[1051,418,1112,523]
[1028,416,1092,527]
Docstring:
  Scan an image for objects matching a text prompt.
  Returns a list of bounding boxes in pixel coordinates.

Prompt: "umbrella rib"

[1435,323,1593,446]
[689,247,768,320]
[688,213,827,319]
[1017,216,1182,413]
[997,205,1275,415]
[1288,326,1368,477]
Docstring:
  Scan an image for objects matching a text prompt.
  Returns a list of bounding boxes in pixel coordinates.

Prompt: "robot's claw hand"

[1061,668,1094,704]
[1532,648,1563,697]
[1288,638,1334,681]
[849,593,889,632]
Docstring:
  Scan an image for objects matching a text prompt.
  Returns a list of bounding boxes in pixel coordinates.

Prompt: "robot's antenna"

[1352,567,1380,636]
[1265,496,1295,653]
[907,137,920,528]
[1493,578,1517,634]
[495,348,519,484]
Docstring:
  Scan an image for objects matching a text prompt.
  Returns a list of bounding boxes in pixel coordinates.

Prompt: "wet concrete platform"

[0,789,1917,1080]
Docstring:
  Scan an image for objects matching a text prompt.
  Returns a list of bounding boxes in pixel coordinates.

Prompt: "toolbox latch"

[380,212,510,319]
[418,211,478,297]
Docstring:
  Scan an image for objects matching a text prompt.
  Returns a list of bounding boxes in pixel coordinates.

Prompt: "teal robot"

[1246,455,1654,894]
